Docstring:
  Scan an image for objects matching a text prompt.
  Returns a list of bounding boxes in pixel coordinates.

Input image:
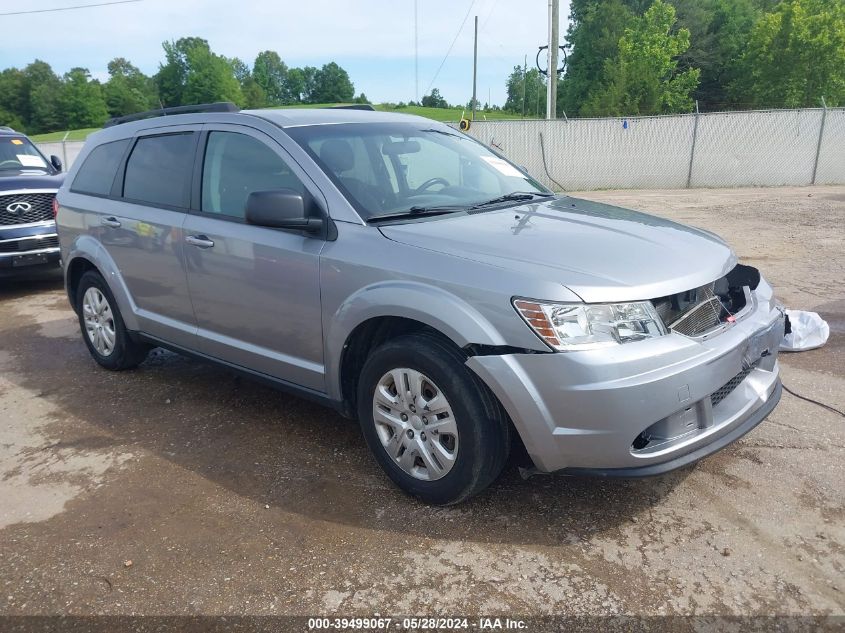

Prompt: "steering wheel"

[0,160,21,168]
[414,177,450,193]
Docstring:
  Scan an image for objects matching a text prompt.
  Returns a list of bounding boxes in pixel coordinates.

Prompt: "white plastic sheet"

[780,310,830,352]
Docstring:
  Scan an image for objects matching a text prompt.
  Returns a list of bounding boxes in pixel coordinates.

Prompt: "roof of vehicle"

[0,126,25,137]
[84,106,451,150]
[243,107,436,128]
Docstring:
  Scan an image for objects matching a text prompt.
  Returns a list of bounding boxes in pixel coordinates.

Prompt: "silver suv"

[57,104,785,504]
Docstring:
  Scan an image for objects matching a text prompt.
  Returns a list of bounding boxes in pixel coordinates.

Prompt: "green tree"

[229,57,267,108]
[299,66,319,102]
[310,62,354,103]
[25,61,63,132]
[735,0,845,107]
[0,68,29,128]
[241,78,268,108]
[156,37,209,106]
[670,0,762,110]
[0,108,25,131]
[504,66,546,117]
[253,51,289,104]
[104,57,157,117]
[558,0,639,117]
[582,0,700,115]
[421,88,449,108]
[230,57,251,86]
[284,67,307,103]
[58,68,109,129]
[0,69,28,130]
[182,44,243,105]
[156,37,242,106]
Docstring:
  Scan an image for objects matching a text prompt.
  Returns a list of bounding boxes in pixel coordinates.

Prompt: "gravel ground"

[0,186,842,624]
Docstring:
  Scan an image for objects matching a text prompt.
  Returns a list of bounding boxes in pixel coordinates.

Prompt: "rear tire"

[357,331,510,505]
[76,270,150,370]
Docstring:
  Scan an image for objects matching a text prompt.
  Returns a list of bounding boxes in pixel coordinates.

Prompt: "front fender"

[323,280,508,400]
[65,235,140,331]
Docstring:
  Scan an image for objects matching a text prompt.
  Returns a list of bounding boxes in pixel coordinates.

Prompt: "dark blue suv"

[0,126,65,276]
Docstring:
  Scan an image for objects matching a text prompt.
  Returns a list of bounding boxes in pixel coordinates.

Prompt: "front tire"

[357,332,510,505]
[76,270,150,370]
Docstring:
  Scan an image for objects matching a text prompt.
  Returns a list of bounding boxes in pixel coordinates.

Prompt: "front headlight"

[513,299,668,351]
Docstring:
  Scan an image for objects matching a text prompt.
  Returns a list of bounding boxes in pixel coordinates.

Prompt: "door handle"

[101,216,121,228]
[185,234,215,249]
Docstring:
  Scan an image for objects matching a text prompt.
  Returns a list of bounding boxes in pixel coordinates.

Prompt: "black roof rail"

[104,102,240,128]
[324,104,376,111]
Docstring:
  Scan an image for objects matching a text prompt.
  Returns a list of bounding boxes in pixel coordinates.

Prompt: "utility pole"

[812,96,828,185]
[546,0,559,119]
[414,0,419,103]
[472,15,478,121]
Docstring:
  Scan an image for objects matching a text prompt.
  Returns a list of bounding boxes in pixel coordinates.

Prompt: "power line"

[480,0,501,32]
[0,0,142,17]
[425,0,476,97]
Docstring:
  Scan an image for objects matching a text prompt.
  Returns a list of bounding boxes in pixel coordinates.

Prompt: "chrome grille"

[655,283,724,337]
[0,235,59,254]
[711,367,753,408]
[0,192,56,226]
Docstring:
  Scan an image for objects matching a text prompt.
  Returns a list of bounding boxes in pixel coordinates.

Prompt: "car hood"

[0,170,64,190]
[378,196,737,303]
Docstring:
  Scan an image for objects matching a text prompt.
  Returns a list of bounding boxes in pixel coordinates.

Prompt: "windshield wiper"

[469,191,554,210]
[368,205,465,223]
[419,128,464,139]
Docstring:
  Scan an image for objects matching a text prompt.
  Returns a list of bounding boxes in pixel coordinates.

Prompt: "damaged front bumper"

[466,276,785,475]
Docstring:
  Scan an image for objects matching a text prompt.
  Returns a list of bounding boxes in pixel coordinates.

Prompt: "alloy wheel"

[82,287,116,357]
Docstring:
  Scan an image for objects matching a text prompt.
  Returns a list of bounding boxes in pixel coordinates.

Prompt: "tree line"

[0,37,364,134]
[505,0,845,118]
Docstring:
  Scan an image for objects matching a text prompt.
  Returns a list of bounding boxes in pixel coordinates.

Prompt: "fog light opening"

[632,432,651,450]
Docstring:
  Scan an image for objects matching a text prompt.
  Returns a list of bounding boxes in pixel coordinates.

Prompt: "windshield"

[286,122,549,220]
[0,136,50,172]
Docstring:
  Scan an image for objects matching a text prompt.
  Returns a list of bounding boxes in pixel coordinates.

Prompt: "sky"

[0,0,570,107]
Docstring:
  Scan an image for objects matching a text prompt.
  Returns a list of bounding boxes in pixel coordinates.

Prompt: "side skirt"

[134,332,346,414]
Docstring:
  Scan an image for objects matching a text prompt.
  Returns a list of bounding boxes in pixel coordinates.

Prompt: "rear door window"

[123,133,195,208]
[71,139,130,195]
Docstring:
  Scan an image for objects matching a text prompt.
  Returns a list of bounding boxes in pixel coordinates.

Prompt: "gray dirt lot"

[0,186,843,619]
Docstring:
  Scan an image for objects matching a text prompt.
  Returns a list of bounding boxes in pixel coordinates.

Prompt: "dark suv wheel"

[76,270,150,370]
[357,331,510,505]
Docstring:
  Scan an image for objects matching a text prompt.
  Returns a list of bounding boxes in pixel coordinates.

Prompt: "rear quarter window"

[123,133,195,208]
[71,139,131,196]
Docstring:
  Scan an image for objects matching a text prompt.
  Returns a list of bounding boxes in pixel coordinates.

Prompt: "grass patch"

[274,103,523,122]
[374,105,523,122]
[29,127,100,142]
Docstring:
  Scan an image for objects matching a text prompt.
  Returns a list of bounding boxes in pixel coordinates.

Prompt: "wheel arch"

[326,281,510,414]
[63,236,139,330]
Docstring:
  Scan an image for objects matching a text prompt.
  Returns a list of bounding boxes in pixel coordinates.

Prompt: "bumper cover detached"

[466,278,785,475]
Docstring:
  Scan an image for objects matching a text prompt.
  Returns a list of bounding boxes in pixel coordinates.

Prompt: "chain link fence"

[462,107,845,190]
[35,107,845,191]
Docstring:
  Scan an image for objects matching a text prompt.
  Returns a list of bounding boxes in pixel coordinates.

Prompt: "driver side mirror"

[245,189,324,235]
[50,155,63,172]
